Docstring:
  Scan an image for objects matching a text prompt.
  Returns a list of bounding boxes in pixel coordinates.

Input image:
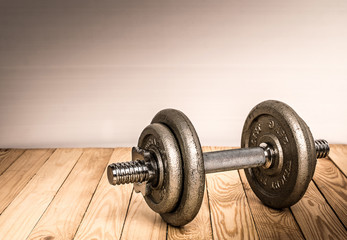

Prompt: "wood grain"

[204,146,258,240]
[0,149,25,175]
[207,170,258,240]
[329,144,347,176]
[27,148,113,240]
[0,146,345,239]
[313,157,347,227]
[239,169,304,240]
[0,149,83,240]
[74,148,133,240]
[167,183,213,240]
[291,181,347,240]
[121,190,167,240]
[0,149,54,214]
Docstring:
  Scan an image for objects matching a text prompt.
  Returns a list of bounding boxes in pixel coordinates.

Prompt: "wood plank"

[27,148,113,240]
[167,183,213,240]
[0,149,25,175]
[329,144,347,176]
[207,170,258,239]
[74,148,133,240]
[239,170,304,240]
[0,148,83,240]
[204,146,258,240]
[121,190,167,240]
[313,157,347,227]
[291,182,347,240]
[0,149,54,214]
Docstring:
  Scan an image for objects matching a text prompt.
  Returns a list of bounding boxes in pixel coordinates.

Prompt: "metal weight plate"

[138,123,183,214]
[241,100,316,208]
[151,109,205,226]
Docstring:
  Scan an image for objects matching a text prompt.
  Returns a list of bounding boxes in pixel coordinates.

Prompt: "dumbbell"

[107,100,329,226]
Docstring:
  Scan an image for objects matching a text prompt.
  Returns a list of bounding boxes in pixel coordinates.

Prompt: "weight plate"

[151,109,204,226]
[241,100,316,208]
[138,123,182,213]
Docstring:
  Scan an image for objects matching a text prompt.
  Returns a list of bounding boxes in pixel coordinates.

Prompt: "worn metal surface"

[204,147,266,174]
[315,139,330,158]
[107,159,150,185]
[241,100,316,208]
[136,123,183,214]
[204,140,328,175]
[152,109,205,226]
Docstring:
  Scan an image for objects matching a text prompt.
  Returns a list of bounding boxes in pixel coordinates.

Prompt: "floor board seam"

[237,170,261,240]
[0,149,26,176]
[311,179,347,230]
[288,206,306,240]
[72,148,116,239]
[327,156,347,178]
[0,149,56,215]
[119,188,134,240]
[205,178,215,240]
[25,149,83,240]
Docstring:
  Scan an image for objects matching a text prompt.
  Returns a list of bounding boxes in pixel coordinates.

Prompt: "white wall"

[0,0,346,148]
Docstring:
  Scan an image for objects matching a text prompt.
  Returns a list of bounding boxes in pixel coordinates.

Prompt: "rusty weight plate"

[137,123,183,214]
[241,100,316,208]
[151,109,205,226]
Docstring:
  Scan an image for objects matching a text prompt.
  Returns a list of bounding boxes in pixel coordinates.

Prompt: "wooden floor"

[0,146,346,240]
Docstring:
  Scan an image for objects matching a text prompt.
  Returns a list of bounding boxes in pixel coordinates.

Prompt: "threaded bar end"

[315,139,330,159]
[107,160,149,185]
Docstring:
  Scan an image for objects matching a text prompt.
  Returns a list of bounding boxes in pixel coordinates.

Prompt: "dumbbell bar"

[108,140,329,184]
[205,140,329,173]
[107,147,269,185]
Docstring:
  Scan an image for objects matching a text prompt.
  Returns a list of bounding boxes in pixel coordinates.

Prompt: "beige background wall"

[0,1,346,148]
